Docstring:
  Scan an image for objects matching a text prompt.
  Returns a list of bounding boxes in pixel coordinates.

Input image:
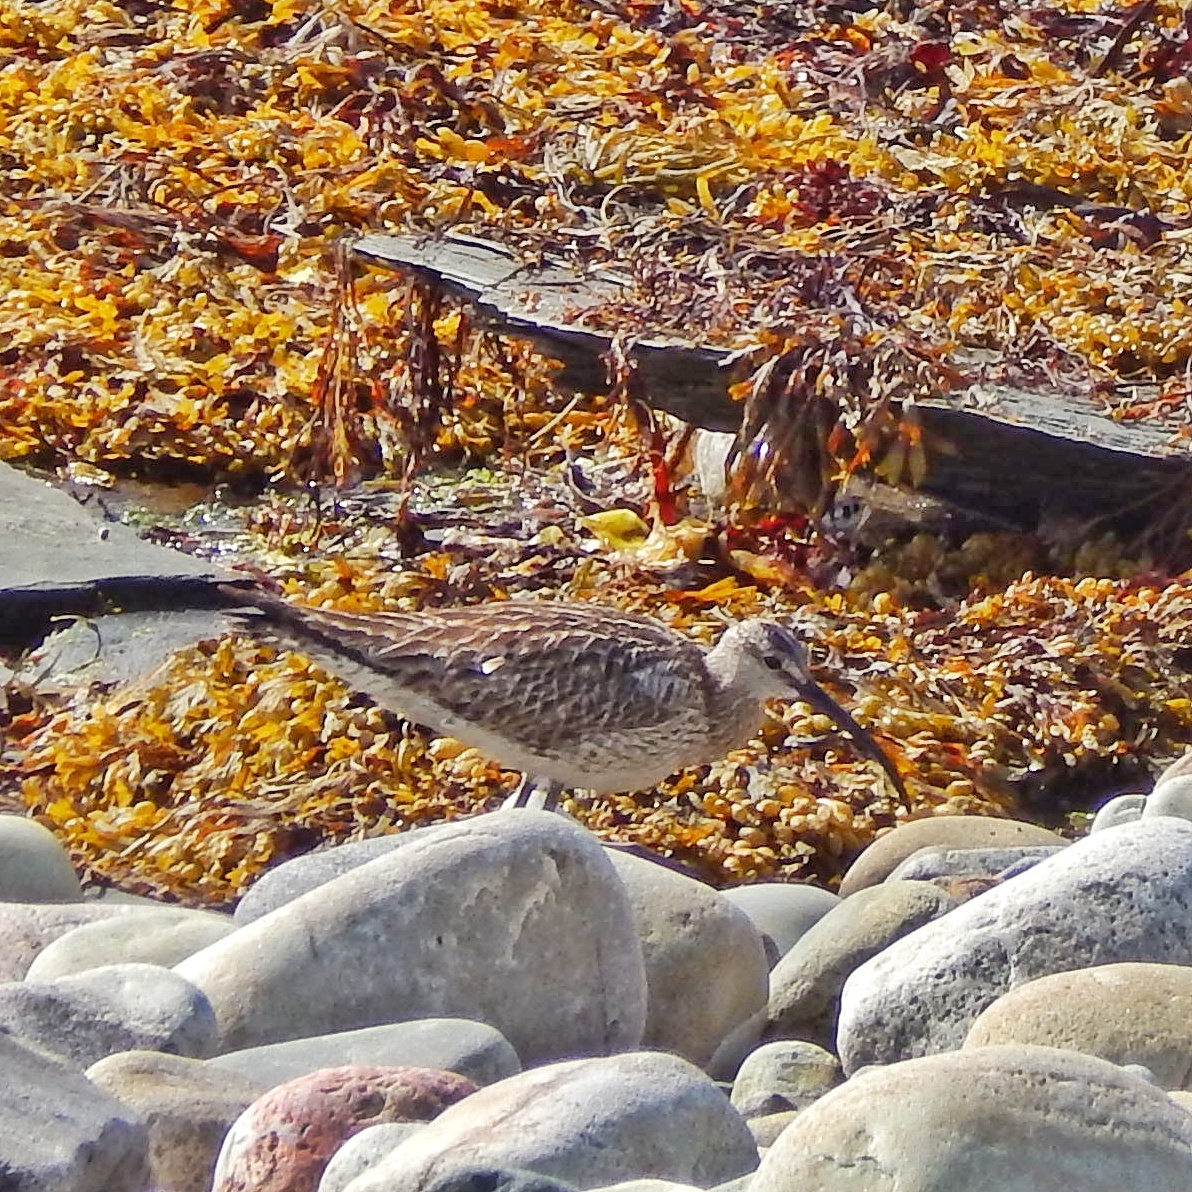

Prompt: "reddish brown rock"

[212,1065,476,1192]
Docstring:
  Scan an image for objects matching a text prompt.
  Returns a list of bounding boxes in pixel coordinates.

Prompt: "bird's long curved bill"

[793,678,908,801]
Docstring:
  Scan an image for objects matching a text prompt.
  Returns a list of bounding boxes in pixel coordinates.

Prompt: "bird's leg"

[501,776,564,811]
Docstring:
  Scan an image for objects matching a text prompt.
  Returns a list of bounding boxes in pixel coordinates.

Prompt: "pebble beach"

[9,768,1192,1191]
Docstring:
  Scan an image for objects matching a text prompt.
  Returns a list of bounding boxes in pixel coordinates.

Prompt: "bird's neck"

[702,638,770,758]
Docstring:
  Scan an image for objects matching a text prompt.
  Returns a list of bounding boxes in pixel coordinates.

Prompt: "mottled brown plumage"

[222,589,906,804]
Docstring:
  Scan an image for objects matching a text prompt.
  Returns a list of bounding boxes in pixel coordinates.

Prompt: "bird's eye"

[763,655,783,671]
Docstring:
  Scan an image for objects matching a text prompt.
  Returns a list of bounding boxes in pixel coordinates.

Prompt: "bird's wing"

[228,596,709,754]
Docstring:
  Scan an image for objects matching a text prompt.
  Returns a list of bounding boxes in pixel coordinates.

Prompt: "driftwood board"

[354,231,1192,530]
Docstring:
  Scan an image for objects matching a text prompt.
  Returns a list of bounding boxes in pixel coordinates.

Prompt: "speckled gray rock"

[340,1052,758,1192]
[0,901,146,981]
[235,835,413,925]
[751,1044,1192,1192]
[720,884,840,961]
[0,962,218,1068]
[27,906,235,980]
[176,811,646,1063]
[0,1032,150,1190]
[318,1122,428,1192]
[887,845,1063,886]
[211,1019,520,1088]
[606,851,768,1067]
[964,963,1192,1089]
[1145,777,1192,821]
[765,880,957,1049]
[730,1040,840,1117]
[1091,794,1146,832]
[86,1050,266,1192]
[0,815,83,902]
[838,818,1192,1072]
[838,816,1066,896]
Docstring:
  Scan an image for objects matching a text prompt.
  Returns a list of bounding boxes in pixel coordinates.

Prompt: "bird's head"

[720,618,907,800]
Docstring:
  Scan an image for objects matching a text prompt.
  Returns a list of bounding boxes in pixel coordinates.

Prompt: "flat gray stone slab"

[20,610,236,689]
[0,462,223,595]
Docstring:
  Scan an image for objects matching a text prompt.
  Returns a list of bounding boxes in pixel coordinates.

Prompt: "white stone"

[210,1019,520,1088]
[27,906,234,979]
[318,1122,427,1192]
[0,962,218,1068]
[176,811,646,1063]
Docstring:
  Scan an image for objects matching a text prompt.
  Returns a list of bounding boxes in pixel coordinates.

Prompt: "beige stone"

[607,851,768,1067]
[838,816,1066,896]
[965,963,1192,1089]
[751,1045,1192,1191]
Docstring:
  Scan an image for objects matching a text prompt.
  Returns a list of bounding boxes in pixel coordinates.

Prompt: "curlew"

[222,589,907,809]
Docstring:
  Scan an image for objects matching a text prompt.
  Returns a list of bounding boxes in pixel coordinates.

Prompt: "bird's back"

[228,593,719,790]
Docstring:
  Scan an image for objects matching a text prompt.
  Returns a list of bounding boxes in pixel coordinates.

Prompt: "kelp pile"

[6,471,1192,903]
[6,0,1192,485]
[5,0,1192,899]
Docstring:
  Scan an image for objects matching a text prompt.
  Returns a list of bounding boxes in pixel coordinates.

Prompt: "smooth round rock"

[765,880,956,1049]
[1156,750,1192,787]
[211,1019,520,1089]
[0,962,218,1068]
[215,1065,476,1192]
[1090,794,1147,832]
[751,1044,1192,1191]
[27,906,234,980]
[838,818,1192,1072]
[886,845,1062,886]
[235,835,411,925]
[340,1051,758,1192]
[720,884,841,961]
[176,811,647,1063]
[838,816,1066,896]
[731,1040,840,1118]
[86,1049,266,1192]
[607,850,768,1067]
[964,963,1192,1089]
[0,1033,149,1190]
[0,901,147,981]
[747,1112,798,1149]
[1145,777,1192,821]
[0,815,83,902]
[344,1168,581,1192]
[318,1122,427,1192]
